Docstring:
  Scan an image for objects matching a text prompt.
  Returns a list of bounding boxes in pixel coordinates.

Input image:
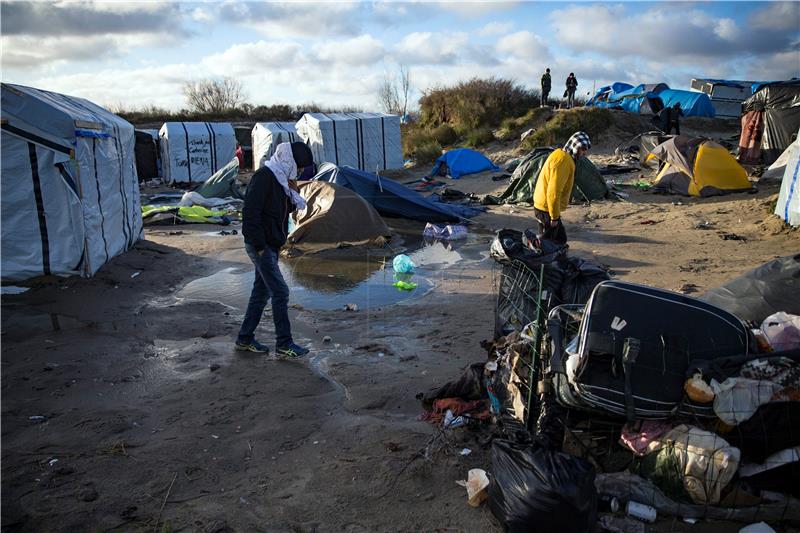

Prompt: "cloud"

[0,1,185,37]
[394,31,499,66]
[216,2,363,38]
[550,4,796,63]
[477,21,514,37]
[750,1,800,32]
[200,40,305,77]
[313,35,385,66]
[496,31,550,61]
[436,1,518,17]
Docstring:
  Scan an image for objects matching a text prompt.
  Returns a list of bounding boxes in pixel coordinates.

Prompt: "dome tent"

[649,136,752,197]
[287,181,391,253]
[1,83,141,281]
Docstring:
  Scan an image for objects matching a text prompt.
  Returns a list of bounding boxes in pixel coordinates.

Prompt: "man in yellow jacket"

[533,131,591,245]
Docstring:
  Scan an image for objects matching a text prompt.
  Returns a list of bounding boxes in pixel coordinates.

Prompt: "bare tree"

[378,65,412,116]
[378,74,401,115]
[398,64,411,117]
[183,77,246,113]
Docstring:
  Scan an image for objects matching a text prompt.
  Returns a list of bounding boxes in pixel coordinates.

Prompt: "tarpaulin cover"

[159,122,236,184]
[701,254,800,322]
[487,148,609,205]
[141,205,230,225]
[193,157,242,199]
[287,181,390,253]
[650,136,751,197]
[295,112,403,171]
[430,148,500,179]
[740,81,800,164]
[657,89,716,118]
[251,122,298,171]
[312,163,463,222]
[762,136,799,180]
[1,83,141,281]
[775,129,800,226]
[587,83,664,114]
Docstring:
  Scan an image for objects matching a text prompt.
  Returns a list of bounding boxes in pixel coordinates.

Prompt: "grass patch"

[496,107,554,141]
[414,141,444,163]
[521,108,613,150]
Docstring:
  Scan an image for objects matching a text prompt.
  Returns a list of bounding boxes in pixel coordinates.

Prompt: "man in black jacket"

[236,142,314,358]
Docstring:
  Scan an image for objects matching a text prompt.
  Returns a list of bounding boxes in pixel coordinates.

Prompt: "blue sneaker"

[235,339,270,354]
[276,342,310,359]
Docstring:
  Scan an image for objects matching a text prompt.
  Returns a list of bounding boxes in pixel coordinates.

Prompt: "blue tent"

[312,163,465,222]
[430,148,500,179]
[658,89,715,118]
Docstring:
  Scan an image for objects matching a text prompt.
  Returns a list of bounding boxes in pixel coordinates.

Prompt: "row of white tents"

[1,83,405,281]
[159,112,403,182]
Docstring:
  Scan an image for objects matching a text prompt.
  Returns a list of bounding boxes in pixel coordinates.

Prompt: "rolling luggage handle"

[622,337,641,424]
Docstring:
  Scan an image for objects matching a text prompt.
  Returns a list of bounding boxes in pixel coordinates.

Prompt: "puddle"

[177,236,489,311]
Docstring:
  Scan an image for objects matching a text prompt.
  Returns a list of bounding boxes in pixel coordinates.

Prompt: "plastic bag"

[488,439,597,533]
[762,312,800,351]
[423,223,468,240]
[392,254,415,273]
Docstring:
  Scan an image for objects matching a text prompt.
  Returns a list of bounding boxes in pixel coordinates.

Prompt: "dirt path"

[2,166,798,531]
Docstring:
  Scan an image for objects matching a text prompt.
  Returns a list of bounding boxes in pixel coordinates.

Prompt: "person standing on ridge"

[533,131,591,245]
[541,68,552,107]
[236,142,314,358]
[566,73,578,109]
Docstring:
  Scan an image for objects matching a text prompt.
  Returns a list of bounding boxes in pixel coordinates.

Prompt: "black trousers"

[535,208,567,245]
[541,89,550,106]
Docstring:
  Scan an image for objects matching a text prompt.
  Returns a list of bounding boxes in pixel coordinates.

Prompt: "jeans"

[534,208,568,245]
[541,89,550,106]
[237,243,293,347]
[567,91,576,108]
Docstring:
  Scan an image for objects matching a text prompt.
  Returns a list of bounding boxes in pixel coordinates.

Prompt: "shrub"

[414,141,443,163]
[431,124,458,146]
[521,108,613,150]
[419,77,537,133]
[463,126,495,148]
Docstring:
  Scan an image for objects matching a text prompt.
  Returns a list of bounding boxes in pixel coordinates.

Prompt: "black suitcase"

[551,280,750,419]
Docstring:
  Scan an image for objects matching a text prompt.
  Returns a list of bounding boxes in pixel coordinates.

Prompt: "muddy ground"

[3,144,799,532]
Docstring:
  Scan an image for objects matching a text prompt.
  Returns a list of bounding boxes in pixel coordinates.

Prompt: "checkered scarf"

[564,131,591,159]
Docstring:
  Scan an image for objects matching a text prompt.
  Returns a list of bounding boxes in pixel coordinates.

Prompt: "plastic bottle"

[625,501,657,523]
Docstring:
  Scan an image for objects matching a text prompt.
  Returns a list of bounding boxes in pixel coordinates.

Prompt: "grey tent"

[1,83,141,281]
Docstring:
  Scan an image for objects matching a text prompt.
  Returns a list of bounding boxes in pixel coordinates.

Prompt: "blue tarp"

[430,148,500,179]
[588,83,664,114]
[657,89,715,118]
[312,163,464,222]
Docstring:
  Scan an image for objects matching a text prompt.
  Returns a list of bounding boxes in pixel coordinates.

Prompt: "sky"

[2,1,799,112]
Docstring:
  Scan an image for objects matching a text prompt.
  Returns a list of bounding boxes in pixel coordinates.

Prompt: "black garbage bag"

[489,439,597,533]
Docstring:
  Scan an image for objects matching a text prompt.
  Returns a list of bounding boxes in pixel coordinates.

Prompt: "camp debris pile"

[419,236,800,531]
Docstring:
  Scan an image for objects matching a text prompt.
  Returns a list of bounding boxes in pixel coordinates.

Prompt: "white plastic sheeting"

[159,122,236,184]
[251,122,298,170]
[775,128,800,227]
[295,112,403,171]
[1,83,142,281]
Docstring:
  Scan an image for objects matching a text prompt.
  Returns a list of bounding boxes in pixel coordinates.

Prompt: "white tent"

[763,138,799,180]
[252,122,298,170]
[775,128,800,227]
[1,83,142,281]
[295,112,402,171]
[159,122,236,184]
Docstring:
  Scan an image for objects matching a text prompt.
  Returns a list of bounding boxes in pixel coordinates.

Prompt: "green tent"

[485,148,610,205]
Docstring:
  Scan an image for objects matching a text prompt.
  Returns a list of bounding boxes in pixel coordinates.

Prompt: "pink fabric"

[620,420,673,456]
